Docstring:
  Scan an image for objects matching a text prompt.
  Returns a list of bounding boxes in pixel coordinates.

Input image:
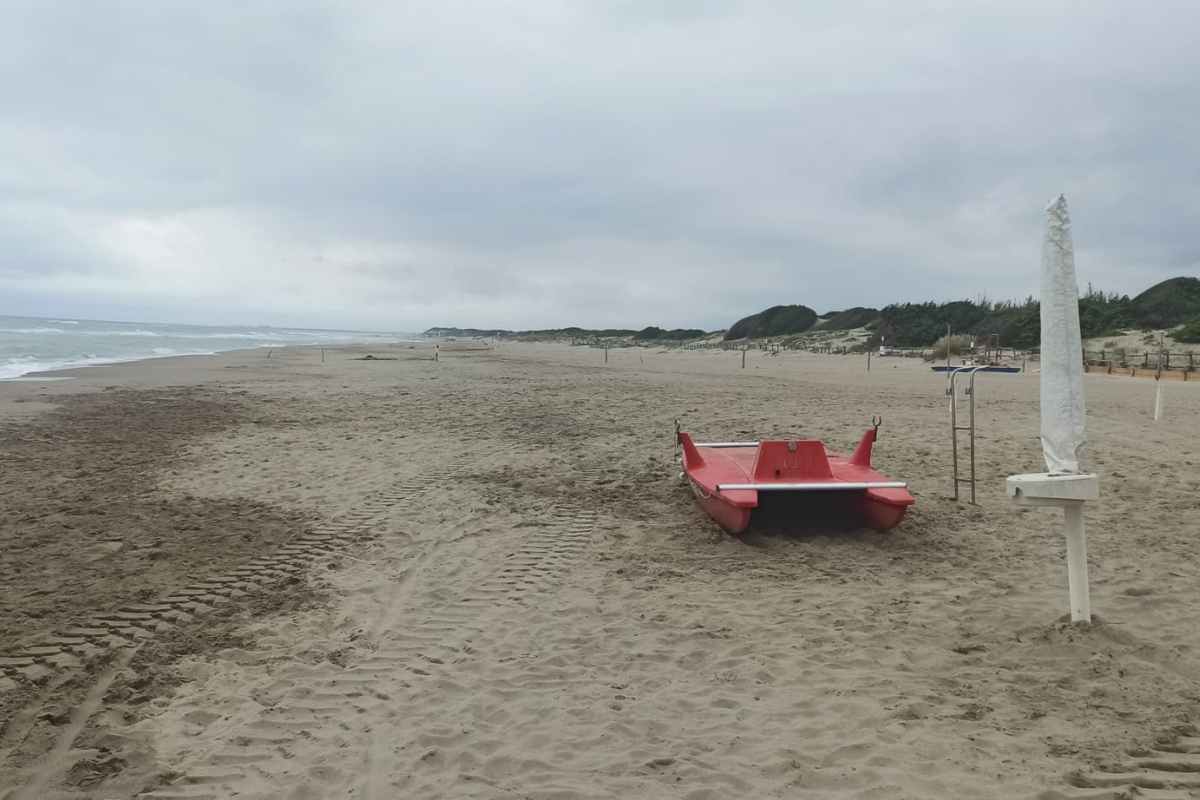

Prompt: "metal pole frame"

[948,366,983,503]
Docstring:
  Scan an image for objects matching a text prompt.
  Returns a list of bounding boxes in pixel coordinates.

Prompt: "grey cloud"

[1,1,1198,331]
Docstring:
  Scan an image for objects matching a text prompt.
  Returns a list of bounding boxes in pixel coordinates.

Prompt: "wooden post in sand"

[741,347,746,369]
[1154,338,1164,420]
[946,323,951,370]
[867,349,872,372]
[1154,357,1164,421]
[435,344,440,363]
[267,349,272,359]
[321,348,326,363]
[604,346,608,364]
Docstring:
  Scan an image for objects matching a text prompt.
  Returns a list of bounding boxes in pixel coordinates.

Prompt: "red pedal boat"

[676,418,914,534]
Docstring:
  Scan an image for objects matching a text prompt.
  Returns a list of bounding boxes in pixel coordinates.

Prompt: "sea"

[0,315,407,381]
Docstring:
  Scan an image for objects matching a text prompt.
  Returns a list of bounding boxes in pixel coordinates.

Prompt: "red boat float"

[676,418,914,534]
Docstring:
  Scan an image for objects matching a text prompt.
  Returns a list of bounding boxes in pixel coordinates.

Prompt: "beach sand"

[2,342,1199,798]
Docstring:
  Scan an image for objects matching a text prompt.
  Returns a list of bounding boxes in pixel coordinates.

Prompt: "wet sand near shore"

[1,342,1199,799]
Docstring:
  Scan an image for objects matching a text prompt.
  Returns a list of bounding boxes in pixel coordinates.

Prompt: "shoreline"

[0,338,421,384]
[0,342,437,418]
[0,348,222,383]
[0,347,275,419]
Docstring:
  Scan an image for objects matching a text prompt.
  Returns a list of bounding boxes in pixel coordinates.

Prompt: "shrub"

[1172,319,1200,344]
[927,334,975,361]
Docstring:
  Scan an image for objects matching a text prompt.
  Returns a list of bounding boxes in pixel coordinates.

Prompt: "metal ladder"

[948,366,983,503]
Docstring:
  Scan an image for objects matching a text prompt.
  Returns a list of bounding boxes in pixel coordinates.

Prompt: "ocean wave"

[0,327,67,334]
[48,319,80,325]
[184,332,288,340]
[26,329,166,338]
[1,356,102,381]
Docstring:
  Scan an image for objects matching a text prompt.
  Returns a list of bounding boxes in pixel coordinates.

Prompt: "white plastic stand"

[1154,380,1163,421]
[1007,473,1099,623]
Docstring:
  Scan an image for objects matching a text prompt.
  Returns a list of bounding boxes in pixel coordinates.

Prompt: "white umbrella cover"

[1040,194,1087,474]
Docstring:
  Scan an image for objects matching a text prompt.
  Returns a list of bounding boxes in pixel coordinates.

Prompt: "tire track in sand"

[139,484,600,800]
[1041,723,1200,799]
[130,462,497,800]
[361,499,600,800]
[0,470,459,800]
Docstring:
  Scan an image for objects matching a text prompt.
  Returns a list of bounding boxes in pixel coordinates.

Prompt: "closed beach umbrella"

[1039,194,1087,475]
[1007,194,1099,623]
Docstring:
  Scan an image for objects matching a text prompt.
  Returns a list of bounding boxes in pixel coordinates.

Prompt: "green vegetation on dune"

[425,276,1199,350]
[1077,289,1135,339]
[1130,277,1200,329]
[877,300,996,348]
[724,305,817,340]
[1173,319,1200,344]
[820,307,880,331]
[633,326,708,341]
[523,327,639,339]
[424,325,708,342]
[423,327,510,338]
[876,292,1125,350]
[869,277,1200,349]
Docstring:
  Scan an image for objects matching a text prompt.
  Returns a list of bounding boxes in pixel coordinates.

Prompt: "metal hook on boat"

[872,415,882,433]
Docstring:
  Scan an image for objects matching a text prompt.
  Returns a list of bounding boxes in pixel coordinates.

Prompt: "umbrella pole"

[1063,503,1091,622]
[1008,475,1098,623]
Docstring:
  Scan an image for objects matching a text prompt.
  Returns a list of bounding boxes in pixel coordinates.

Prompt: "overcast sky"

[2,2,1198,332]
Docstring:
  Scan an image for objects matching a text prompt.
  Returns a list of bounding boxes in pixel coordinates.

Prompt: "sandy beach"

[2,342,1200,799]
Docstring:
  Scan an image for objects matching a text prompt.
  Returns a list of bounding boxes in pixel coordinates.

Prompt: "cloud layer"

[3,1,1198,331]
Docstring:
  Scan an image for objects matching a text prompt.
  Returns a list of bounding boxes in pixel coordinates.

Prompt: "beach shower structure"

[947,366,984,503]
[1006,195,1099,624]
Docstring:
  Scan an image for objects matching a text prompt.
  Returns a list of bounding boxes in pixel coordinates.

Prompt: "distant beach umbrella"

[1039,194,1087,475]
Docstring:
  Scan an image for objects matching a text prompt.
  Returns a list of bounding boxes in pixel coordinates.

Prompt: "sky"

[2,1,1198,332]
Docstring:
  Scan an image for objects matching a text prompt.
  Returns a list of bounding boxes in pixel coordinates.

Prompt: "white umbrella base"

[1007,473,1100,623]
